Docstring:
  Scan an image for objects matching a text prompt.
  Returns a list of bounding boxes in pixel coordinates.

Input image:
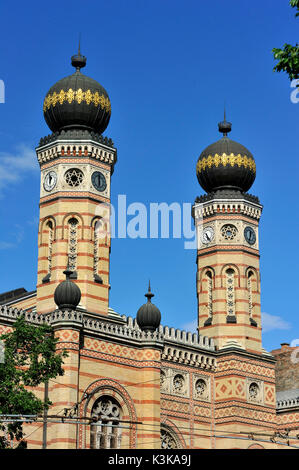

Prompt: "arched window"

[47,220,53,275]
[160,426,180,449]
[90,396,122,449]
[93,220,103,283]
[247,270,257,326]
[42,220,54,283]
[204,270,213,326]
[226,268,236,323]
[68,218,78,276]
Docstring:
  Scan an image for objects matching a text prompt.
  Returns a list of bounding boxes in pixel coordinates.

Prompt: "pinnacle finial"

[145,280,154,302]
[71,36,86,71]
[63,257,73,280]
[218,106,231,137]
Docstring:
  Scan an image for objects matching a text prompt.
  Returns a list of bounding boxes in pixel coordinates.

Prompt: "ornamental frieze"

[196,153,256,174]
[43,88,111,114]
[216,358,275,378]
[83,337,160,362]
[161,398,190,414]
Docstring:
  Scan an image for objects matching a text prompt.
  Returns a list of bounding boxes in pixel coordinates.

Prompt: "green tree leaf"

[0,314,67,448]
[272,1,299,85]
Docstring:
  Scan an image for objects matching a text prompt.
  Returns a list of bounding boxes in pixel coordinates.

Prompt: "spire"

[218,106,232,137]
[63,257,73,280]
[71,36,86,72]
[145,280,154,302]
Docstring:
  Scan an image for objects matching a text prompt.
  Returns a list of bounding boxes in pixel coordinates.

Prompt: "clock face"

[201,226,214,244]
[91,171,107,192]
[44,171,57,192]
[244,226,256,245]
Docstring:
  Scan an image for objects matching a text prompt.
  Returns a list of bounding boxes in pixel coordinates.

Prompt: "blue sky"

[0,0,298,352]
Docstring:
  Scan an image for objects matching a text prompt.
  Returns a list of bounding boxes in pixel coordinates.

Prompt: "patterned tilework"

[215,377,246,400]
[264,384,276,406]
[161,398,190,415]
[84,338,160,362]
[215,403,277,426]
[0,325,13,335]
[276,411,299,428]
[55,330,80,342]
[217,355,275,379]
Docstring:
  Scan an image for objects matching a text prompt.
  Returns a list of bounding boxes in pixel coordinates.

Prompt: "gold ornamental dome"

[43,49,111,134]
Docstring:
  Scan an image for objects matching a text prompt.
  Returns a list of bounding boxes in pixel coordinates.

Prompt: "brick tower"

[193,115,263,354]
[35,49,117,314]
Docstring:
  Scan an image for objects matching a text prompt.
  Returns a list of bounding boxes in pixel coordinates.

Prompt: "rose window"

[173,374,184,392]
[65,168,84,187]
[195,379,207,396]
[221,224,237,240]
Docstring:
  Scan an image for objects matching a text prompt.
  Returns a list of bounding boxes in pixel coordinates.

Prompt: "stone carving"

[221,224,238,240]
[173,374,185,393]
[161,428,179,449]
[91,396,122,449]
[193,374,211,402]
[226,269,236,318]
[247,378,263,404]
[64,168,84,187]
[68,218,78,271]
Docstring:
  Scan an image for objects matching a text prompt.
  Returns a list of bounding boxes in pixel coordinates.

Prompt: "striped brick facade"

[194,197,263,353]
[1,306,298,449]
[35,136,117,315]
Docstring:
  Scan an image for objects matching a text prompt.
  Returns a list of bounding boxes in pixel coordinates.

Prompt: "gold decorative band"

[196,153,256,174]
[43,88,111,114]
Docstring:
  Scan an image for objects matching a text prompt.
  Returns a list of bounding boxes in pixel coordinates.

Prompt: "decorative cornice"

[0,305,45,325]
[36,133,117,168]
[38,129,114,148]
[161,324,215,350]
[276,398,299,411]
[195,190,260,204]
[0,305,216,356]
[193,194,262,221]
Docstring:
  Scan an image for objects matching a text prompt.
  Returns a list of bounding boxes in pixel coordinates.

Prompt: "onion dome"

[54,266,81,311]
[136,282,161,332]
[43,47,111,134]
[196,114,256,193]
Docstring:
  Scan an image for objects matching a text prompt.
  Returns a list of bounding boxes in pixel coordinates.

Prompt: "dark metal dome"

[196,117,256,193]
[54,267,81,311]
[136,282,161,333]
[43,50,111,134]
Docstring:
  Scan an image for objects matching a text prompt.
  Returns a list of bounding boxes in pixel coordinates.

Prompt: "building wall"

[271,343,299,392]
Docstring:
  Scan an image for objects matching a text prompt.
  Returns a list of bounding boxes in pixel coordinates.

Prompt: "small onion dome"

[54,266,81,311]
[196,116,256,193]
[136,282,161,333]
[43,48,111,135]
